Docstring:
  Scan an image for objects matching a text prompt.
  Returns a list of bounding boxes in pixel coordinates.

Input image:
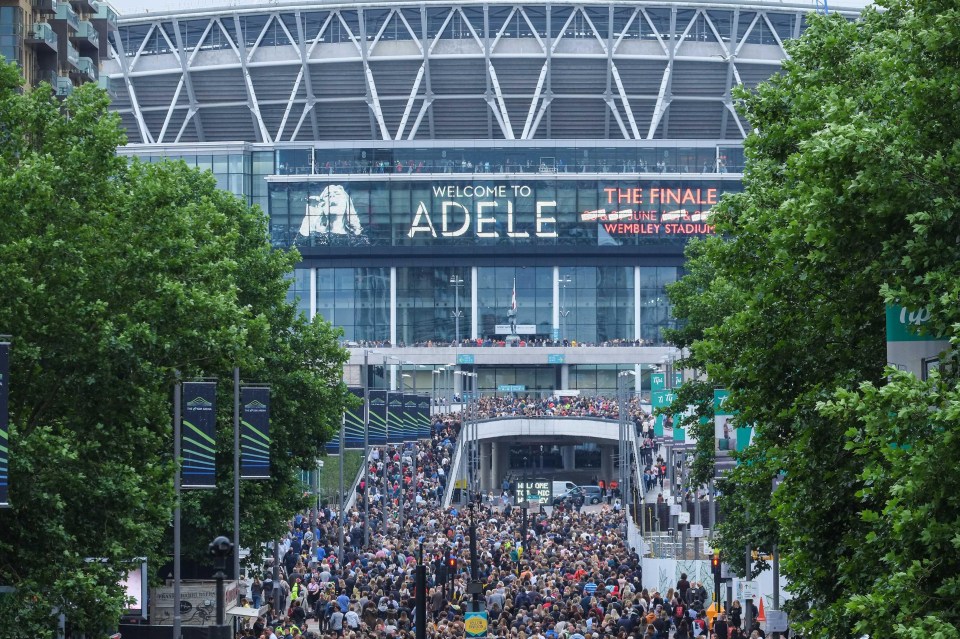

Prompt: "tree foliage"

[665,1,960,636]
[0,63,349,637]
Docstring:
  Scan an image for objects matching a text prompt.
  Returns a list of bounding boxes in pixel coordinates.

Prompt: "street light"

[618,370,636,533]
[559,274,572,343]
[450,275,464,345]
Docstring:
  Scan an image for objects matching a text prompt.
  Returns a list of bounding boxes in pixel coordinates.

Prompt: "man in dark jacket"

[713,612,729,639]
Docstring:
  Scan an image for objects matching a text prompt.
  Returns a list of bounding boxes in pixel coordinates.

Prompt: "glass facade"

[477,266,553,338]
[271,178,738,251]
[316,267,391,342]
[0,7,22,68]
[477,366,558,395]
[286,268,312,320]
[119,142,728,377]
[640,267,680,345]
[558,266,634,344]
[396,266,471,345]
[294,144,744,176]
[135,151,253,202]
[570,364,638,395]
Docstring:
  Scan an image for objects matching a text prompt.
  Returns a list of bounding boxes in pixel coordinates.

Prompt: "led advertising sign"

[269,179,737,250]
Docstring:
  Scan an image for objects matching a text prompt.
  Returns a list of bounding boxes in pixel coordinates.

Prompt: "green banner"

[713,389,733,416]
[651,373,666,391]
[885,304,940,342]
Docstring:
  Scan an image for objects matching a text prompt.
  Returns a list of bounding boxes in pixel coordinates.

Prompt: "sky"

[107,0,270,15]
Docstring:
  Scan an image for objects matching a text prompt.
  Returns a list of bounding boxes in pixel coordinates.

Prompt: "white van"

[552,480,577,497]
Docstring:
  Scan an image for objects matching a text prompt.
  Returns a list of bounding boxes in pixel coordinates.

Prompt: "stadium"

[102,0,863,398]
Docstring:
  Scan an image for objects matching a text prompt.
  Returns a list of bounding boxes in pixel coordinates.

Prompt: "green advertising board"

[651,373,666,391]
[714,389,733,416]
[885,304,939,342]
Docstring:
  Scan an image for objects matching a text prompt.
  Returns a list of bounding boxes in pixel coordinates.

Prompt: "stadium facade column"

[552,266,561,336]
[309,268,316,320]
[600,445,614,485]
[560,365,570,389]
[634,267,642,343]
[471,266,479,340]
[390,267,397,346]
[561,446,575,471]
[480,441,493,492]
[490,441,501,492]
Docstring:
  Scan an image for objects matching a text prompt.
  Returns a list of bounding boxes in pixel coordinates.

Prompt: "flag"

[240,386,271,479]
[181,381,217,489]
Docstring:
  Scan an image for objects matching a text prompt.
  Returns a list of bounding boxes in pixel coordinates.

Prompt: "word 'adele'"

[408,200,557,238]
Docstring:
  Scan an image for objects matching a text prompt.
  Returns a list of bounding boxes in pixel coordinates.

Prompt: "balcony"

[32,0,56,15]
[97,75,115,97]
[34,69,58,90]
[72,20,99,50]
[94,1,116,28]
[70,0,99,13]
[65,41,79,68]
[54,1,80,32]
[76,56,96,81]
[26,22,59,54]
[55,76,74,97]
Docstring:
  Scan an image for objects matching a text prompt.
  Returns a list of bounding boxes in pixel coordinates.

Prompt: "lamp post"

[618,370,636,532]
[450,275,464,345]
[559,274,572,343]
[209,536,235,626]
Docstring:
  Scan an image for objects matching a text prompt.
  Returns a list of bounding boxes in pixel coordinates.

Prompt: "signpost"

[457,354,475,365]
[497,384,526,393]
[516,479,551,504]
[765,610,789,633]
[547,354,565,364]
[465,611,489,637]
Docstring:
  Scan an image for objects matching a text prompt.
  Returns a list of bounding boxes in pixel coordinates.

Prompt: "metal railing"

[30,22,58,49]
[56,1,80,31]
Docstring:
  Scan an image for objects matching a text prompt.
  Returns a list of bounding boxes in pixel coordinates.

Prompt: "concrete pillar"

[490,441,501,494]
[562,445,575,471]
[600,445,616,486]
[390,266,397,345]
[560,364,570,390]
[471,266,479,340]
[480,441,493,493]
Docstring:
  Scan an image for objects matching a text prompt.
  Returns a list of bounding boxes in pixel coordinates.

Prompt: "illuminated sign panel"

[268,179,738,249]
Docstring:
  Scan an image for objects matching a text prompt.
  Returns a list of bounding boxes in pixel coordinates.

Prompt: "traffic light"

[711,552,721,576]
[447,555,457,571]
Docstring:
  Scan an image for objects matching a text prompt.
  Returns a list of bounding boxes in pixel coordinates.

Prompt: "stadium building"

[102,0,862,403]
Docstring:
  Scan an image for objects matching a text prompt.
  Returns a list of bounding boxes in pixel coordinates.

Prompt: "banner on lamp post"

[181,381,217,489]
[387,393,404,444]
[417,395,432,439]
[0,340,9,507]
[404,394,418,441]
[344,387,364,450]
[368,390,388,446]
[240,386,271,479]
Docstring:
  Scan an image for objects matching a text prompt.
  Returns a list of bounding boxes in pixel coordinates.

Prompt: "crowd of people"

[234,395,755,639]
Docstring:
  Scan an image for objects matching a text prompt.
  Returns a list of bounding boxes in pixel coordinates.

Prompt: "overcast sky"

[107,0,269,15]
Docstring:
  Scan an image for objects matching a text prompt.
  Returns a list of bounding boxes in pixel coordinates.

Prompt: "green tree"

[0,63,348,637]
[665,1,960,636]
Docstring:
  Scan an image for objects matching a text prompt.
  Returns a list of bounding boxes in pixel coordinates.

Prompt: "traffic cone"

[757,596,766,622]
